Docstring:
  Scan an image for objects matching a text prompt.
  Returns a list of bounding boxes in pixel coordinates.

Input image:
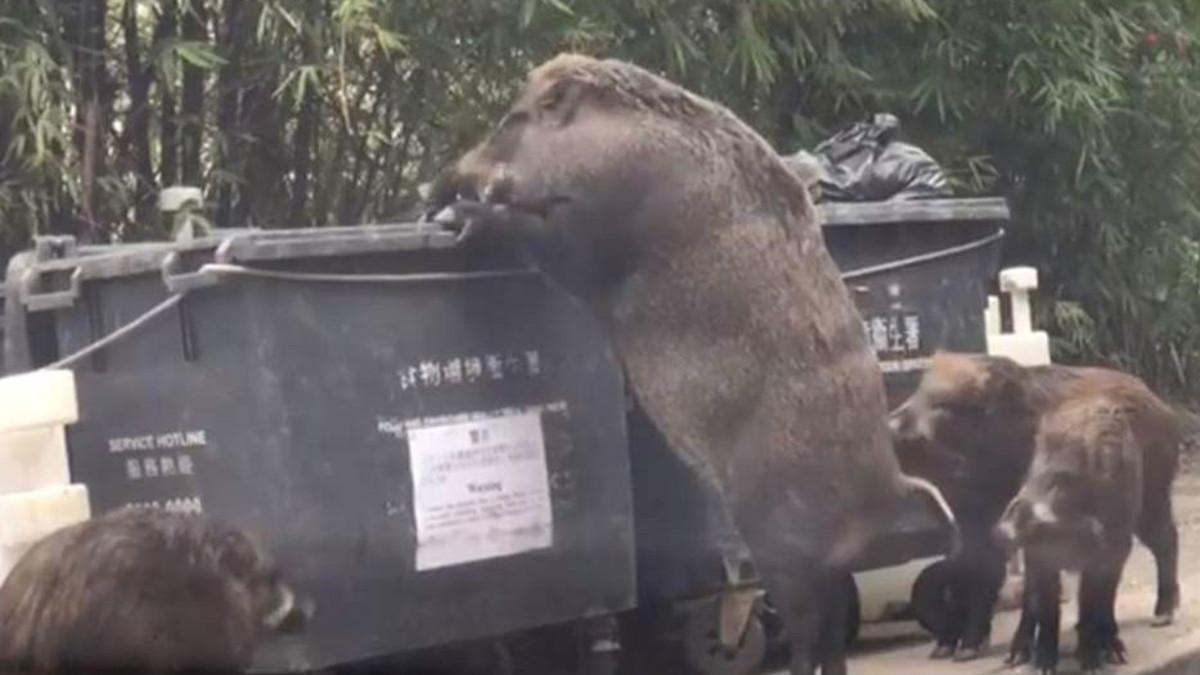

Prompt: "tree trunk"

[240,80,288,227]
[215,0,247,228]
[157,2,179,187]
[181,0,208,186]
[122,0,157,229]
[289,89,317,227]
[60,0,111,242]
[287,0,321,227]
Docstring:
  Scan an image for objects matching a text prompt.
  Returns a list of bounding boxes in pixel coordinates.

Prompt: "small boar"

[995,394,1142,674]
[0,506,310,675]
[427,53,955,675]
[890,353,1180,661]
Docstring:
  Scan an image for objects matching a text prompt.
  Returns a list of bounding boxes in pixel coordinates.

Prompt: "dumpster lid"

[819,197,1010,227]
[18,223,459,284]
[10,223,465,311]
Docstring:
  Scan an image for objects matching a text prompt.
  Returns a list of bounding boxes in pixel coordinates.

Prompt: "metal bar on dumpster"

[42,263,542,372]
[839,228,1005,282]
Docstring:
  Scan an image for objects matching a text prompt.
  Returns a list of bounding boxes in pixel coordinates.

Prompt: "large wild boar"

[0,507,310,675]
[995,393,1143,674]
[426,53,955,675]
[890,352,1180,662]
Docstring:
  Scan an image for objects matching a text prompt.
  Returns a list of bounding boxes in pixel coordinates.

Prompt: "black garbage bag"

[784,113,951,203]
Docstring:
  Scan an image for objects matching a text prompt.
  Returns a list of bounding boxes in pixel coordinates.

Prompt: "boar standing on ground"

[427,53,956,675]
[0,506,310,675]
[890,353,1180,663]
[995,394,1143,674]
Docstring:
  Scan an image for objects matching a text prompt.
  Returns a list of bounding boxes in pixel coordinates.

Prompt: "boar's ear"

[214,529,261,579]
[537,76,591,127]
[981,357,1026,407]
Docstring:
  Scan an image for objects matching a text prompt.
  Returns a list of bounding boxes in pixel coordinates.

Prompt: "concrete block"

[985,295,1001,337]
[0,484,91,584]
[999,266,1039,291]
[0,370,78,433]
[0,483,90,544]
[0,425,71,493]
[987,332,1051,367]
[985,266,1051,366]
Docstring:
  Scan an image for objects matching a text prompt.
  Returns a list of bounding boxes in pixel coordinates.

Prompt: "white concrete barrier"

[985,266,1051,366]
[0,369,91,585]
[0,484,90,581]
[0,369,78,432]
[0,425,71,493]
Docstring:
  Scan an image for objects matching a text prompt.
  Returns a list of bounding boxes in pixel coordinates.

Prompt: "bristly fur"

[0,506,305,675]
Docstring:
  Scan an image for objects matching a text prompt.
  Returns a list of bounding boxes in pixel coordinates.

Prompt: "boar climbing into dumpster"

[426,53,957,675]
[995,394,1144,674]
[890,353,1181,663]
[0,506,310,675]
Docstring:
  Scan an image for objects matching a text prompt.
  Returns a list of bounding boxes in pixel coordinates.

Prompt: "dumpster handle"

[838,227,1005,282]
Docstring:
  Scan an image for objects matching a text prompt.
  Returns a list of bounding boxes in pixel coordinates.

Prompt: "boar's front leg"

[1006,573,1037,667]
[928,563,967,659]
[1028,555,1063,675]
[1076,550,1130,673]
[951,531,1008,661]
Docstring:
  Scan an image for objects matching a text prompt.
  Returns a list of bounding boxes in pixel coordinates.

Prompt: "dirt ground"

[831,452,1200,675]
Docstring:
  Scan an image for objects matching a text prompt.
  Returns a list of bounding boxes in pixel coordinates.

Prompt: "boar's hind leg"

[815,569,853,675]
[1137,491,1180,626]
[1006,574,1037,667]
[756,559,846,675]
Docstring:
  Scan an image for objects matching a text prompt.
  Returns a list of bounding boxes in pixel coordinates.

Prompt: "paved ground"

[817,459,1200,675]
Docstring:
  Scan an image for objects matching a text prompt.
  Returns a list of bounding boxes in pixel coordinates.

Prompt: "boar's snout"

[993,498,1027,553]
[260,580,314,636]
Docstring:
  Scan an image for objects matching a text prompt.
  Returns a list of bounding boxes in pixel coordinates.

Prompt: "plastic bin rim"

[819,197,1010,227]
[11,197,1010,285]
[20,222,460,282]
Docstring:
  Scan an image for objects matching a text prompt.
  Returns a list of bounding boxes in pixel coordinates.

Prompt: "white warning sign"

[408,411,553,571]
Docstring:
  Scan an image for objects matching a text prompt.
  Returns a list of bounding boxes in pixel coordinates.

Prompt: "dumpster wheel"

[910,559,955,636]
[681,598,767,675]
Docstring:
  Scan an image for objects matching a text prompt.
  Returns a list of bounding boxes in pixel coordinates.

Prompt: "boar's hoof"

[1005,645,1032,668]
[953,644,985,662]
[929,643,956,659]
[1034,650,1058,675]
[1104,637,1128,665]
[1153,584,1181,626]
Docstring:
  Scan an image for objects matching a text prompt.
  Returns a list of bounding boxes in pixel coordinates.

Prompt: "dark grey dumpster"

[2,197,1005,673]
[825,197,1008,406]
[3,226,636,672]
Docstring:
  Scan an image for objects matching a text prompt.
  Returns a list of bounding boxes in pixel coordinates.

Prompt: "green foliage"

[0,4,75,249]
[1,0,1199,400]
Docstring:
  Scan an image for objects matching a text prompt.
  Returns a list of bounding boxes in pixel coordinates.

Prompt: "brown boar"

[995,393,1143,674]
[0,506,310,675]
[890,352,1180,661]
[427,53,955,675]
